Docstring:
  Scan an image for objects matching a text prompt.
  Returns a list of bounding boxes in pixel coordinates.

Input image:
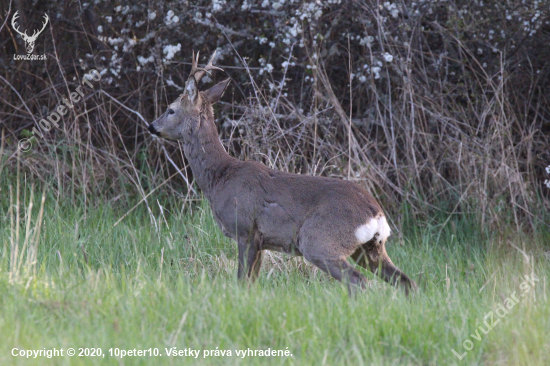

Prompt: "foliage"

[0,178,549,365]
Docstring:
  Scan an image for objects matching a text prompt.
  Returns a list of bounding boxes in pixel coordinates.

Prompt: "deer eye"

[168,109,175,115]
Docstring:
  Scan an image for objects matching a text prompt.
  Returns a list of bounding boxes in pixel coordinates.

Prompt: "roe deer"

[148,51,417,295]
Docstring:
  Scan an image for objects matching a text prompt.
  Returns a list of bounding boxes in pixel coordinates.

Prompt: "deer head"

[148,51,230,141]
[11,11,49,54]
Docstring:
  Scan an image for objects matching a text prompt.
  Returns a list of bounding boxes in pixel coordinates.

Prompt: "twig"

[99,90,197,195]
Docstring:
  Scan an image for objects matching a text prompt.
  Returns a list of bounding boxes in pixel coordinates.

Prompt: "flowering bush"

[1,0,549,220]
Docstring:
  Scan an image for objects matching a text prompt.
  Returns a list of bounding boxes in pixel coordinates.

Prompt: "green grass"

[0,182,549,366]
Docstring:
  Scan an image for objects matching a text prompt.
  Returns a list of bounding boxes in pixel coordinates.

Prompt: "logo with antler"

[11,11,49,54]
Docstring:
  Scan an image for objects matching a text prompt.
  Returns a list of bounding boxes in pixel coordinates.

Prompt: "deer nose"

[148,124,159,136]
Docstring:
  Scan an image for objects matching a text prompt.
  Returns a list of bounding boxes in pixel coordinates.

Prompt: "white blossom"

[384,2,399,18]
[259,63,273,75]
[107,37,124,46]
[256,36,268,45]
[360,36,374,47]
[212,0,226,12]
[372,66,381,79]
[122,38,137,53]
[163,43,181,60]
[165,10,179,26]
[138,55,155,65]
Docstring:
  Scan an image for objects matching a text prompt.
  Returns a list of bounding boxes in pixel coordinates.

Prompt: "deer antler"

[28,13,49,42]
[11,11,49,42]
[11,11,27,38]
[189,50,223,83]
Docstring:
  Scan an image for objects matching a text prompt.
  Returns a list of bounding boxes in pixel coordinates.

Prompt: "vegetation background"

[0,0,549,365]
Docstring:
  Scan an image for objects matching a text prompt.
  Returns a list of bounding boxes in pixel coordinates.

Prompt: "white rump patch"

[354,216,391,244]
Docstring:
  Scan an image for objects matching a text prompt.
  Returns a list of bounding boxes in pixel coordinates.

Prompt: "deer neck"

[183,115,235,196]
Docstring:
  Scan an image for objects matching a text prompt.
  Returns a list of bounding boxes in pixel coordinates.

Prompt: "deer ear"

[186,75,199,104]
[203,78,231,104]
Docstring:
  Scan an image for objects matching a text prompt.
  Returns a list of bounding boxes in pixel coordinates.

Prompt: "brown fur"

[148,52,417,295]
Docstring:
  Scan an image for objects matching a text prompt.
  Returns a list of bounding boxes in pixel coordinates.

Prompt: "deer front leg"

[237,237,263,282]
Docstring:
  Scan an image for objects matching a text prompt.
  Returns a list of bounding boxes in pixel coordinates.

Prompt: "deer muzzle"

[148,124,159,136]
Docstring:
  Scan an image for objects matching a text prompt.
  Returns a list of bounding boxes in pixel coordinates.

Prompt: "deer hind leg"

[237,235,263,283]
[298,212,371,293]
[299,237,370,293]
[352,239,417,295]
[308,255,370,293]
[249,250,263,282]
